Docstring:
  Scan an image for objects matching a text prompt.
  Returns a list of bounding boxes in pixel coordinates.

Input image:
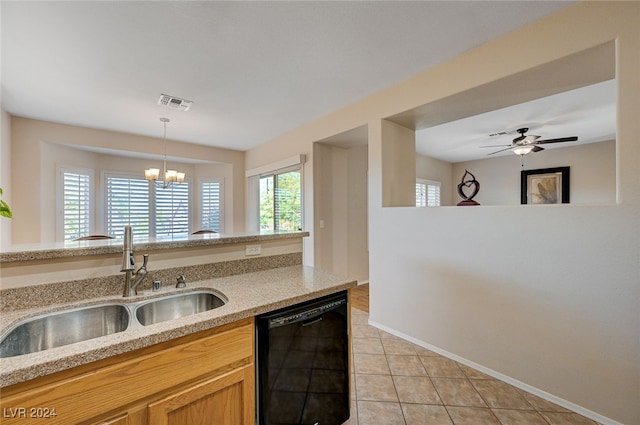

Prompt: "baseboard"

[367,319,622,425]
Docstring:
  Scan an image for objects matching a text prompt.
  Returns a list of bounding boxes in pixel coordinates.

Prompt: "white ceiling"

[1,1,576,153]
[415,79,616,163]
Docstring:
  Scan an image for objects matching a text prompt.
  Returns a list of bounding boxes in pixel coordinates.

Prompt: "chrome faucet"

[121,225,149,297]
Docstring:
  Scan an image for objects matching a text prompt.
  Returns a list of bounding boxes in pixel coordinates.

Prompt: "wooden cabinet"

[148,364,254,425]
[0,318,255,425]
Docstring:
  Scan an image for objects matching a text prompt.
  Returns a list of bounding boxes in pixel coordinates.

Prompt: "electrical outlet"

[245,244,261,256]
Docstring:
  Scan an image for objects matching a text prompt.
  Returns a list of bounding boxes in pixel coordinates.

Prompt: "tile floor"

[345,307,601,425]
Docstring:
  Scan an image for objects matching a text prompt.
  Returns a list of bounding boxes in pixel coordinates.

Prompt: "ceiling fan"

[481,127,578,156]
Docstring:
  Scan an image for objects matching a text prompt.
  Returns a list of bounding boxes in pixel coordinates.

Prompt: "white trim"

[245,154,306,177]
[367,319,623,425]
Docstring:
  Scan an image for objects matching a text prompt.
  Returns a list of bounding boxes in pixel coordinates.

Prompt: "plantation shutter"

[106,176,149,238]
[416,179,441,207]
[155,182,190,236]
[63,172,91,240]
[201,181,221,232]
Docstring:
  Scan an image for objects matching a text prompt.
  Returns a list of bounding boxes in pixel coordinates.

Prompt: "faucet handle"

[141,253,149,268]
[176,275,186,288]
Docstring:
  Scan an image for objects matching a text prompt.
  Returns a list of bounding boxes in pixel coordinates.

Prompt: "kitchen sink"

[0,290,227,357]
[135,291,226,326]
[0,304,130,358]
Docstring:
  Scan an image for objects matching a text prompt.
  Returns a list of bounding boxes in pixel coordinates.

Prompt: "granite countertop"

[0,265,356,388]
[0,231,309,263]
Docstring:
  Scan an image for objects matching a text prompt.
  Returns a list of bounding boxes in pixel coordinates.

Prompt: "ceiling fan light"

[511,145,535,155]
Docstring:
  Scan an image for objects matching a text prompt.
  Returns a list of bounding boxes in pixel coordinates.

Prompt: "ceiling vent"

[158,94,193,111]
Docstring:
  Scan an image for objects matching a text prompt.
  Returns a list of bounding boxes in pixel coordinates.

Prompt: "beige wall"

[8,117,246,245]
[245,3,640,424]
[416,153,454,206]
[381,120,416,207]
[313,143,369,283]
[450,140,616,205]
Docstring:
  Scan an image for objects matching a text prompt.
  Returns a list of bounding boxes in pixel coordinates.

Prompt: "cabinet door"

[93,415,129,425]
[147,364,254,425]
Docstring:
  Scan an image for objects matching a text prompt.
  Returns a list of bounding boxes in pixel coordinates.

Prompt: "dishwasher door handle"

[302,316,323,327]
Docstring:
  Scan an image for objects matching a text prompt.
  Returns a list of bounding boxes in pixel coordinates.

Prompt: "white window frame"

[56,165,94,241]
[416,178,441,207]
[246,155,306,233]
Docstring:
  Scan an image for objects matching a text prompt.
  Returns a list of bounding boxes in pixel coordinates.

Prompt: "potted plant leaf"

[0,187,12,218]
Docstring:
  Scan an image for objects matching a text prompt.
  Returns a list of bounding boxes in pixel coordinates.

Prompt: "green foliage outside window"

[260,170,301,232]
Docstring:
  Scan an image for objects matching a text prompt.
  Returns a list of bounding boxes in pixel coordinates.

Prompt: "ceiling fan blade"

[531,146,545,152]
[487,147,513,156]
[480,144,511,148]
[537,136,578,144]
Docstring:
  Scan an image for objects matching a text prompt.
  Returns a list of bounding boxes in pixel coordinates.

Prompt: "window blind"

[155,183,190,236]
[106,176,149,238]
[63,172,91,240]
[416,179,441,207]
[201,181,221,232]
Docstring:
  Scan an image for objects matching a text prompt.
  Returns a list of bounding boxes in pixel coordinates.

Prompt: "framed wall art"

[521,166,570,204]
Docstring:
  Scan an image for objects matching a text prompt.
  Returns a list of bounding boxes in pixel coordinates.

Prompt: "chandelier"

[145,118,185,189]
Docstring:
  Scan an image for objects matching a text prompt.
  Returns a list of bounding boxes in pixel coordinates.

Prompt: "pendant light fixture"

[145,118,185,188]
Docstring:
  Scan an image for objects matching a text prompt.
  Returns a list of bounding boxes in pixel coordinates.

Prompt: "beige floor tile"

[353,337,385,354]
[356,374,399,402]
[387,355,427,376]
[540,412,599,425]
[402,404,453,425]
[382,337,418,355]
[446,406,501,425]
[352,324,380,338]
[393,375,442,404]
[523,392,572,413]
[432,378,487,407]
[357,400,406,425]
[457,363,493,379]
[492,408,550,425]
[414,345,442,357]
[421,356,466,378]
[471,379,531,410]
[351,309,370,325]
[353,353,391,375]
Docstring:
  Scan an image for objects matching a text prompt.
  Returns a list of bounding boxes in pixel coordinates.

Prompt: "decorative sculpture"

[457,169,480,206]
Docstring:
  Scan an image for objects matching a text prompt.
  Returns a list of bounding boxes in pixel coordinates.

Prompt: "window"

[416,179,441,207]
[60,168,92,241]
[106,175,150,238]
[260,168,301,232]
[201,180,223,232]
[105,173,191,238]
[155,183,190,237]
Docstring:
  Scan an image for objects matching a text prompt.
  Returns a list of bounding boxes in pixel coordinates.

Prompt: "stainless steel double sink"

[0,290,226,358]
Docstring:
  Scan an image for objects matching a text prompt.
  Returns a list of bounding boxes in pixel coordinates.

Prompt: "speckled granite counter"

[1,231,309,263]
[0,265,356,388]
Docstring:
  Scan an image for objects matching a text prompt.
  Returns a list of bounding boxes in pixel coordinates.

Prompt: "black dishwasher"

[256,291,349,425]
